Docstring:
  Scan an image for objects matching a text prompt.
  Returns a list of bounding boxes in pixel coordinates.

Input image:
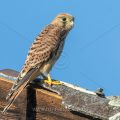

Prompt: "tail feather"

[6,68,37,100]
[2,83,27,114]
[2,68,38,114]
[6,78,21,100]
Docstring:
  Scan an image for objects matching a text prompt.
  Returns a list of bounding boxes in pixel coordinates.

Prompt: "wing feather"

[2,24,63,113]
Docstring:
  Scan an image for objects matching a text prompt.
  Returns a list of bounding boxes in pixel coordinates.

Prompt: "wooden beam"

[0,69,120,120]
[0,77,90,120]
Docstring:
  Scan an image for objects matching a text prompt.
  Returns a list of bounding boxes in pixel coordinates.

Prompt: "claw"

[43,74,62,86]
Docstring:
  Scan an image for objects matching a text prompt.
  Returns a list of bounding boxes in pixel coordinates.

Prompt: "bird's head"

[51,13,74,31]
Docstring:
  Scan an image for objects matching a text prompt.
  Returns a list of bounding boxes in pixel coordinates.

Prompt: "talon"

[43,74,62,85]
[44,79,52,86]
[51,81,62,85]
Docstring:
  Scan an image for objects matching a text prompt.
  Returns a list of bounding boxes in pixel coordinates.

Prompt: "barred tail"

[2,68,38,114]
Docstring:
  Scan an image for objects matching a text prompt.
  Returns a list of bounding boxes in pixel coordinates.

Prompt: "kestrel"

[2,13,74,113]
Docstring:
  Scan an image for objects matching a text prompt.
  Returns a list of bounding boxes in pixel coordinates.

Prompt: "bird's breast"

[40,42,64,74]
[40,57,57,74]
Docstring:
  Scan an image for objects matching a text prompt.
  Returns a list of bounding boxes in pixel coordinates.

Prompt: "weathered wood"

[0,77,90,120]
[0,69,120,120]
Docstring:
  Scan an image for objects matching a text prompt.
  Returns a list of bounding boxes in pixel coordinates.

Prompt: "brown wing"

[20,25,57,77]
[7,25,60,99]
[2,24,64,113]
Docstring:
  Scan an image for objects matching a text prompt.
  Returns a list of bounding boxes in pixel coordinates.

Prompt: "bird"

[2,13,74,113]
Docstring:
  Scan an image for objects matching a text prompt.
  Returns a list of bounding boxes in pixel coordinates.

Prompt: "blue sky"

[0,0,120,95]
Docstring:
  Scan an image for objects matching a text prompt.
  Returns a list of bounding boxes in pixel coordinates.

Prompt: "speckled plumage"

[2,13,74,113]
[21,24,67,76]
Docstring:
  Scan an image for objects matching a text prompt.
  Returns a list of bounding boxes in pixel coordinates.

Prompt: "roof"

[0,69,120,120]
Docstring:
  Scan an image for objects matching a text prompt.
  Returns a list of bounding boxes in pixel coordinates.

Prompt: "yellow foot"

[43,74,62,86]
[44,80,62,85]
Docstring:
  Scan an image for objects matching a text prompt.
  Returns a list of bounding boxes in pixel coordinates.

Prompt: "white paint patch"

[61,81,96,95]
[0,73,17,80]
[109,113,120,120]
[108,96,120,107]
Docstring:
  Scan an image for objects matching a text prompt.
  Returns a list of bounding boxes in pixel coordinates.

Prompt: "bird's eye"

[62,17,67,22]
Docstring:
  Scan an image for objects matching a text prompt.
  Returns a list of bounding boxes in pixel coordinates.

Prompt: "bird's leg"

[43,74,62,85]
